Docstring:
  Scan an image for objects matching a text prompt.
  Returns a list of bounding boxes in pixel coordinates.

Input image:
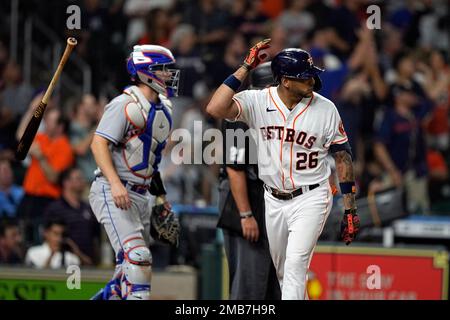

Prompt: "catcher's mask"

[127,45,180,98]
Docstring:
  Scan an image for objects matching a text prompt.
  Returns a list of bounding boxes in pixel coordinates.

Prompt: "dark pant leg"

[230,236,280,300]
[222,229,238,295]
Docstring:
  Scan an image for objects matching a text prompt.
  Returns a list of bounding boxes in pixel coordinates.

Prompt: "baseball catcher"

[89,44,180,300]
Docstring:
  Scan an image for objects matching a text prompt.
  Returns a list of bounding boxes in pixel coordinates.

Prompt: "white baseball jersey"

[232,86,348,191]
[232,86,345,299]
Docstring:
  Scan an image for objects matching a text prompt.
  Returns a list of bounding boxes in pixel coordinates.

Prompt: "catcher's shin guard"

[121,236,152,300]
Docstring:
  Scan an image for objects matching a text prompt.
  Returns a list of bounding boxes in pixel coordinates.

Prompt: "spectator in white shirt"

[25,219,80,269]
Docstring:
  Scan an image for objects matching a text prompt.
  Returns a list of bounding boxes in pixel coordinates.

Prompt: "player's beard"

[303,89,314,98]
[295,87,314,99]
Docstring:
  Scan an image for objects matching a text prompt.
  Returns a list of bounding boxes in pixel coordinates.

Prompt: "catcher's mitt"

[150,201,180,247]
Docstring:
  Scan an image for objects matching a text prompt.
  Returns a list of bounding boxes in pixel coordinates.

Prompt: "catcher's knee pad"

[121,237,152,300]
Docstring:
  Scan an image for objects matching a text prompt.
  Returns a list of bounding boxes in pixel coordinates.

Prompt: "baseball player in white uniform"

[89,45,179,300]
[206,39,360,300]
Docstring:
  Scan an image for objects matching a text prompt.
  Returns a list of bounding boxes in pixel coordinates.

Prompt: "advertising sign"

[308,246,448,300]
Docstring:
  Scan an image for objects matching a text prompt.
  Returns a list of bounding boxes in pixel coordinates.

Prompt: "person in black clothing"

[0,219,23,264]
[217,62,281,299]
[44,167,99,265]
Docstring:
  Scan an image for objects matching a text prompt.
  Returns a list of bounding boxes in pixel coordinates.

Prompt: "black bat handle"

[15,102,47,161]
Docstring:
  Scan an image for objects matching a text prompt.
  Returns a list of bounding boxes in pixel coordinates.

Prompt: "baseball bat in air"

[15,37,77,161]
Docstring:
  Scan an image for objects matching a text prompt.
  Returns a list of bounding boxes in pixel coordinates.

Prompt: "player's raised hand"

[241,216,260,242]
[111,181,131,210]
[242,38,271,71]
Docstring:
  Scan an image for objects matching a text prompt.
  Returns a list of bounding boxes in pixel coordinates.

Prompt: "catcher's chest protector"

[123,86,173,179]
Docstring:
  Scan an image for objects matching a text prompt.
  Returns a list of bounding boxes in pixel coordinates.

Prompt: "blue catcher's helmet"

[271,48,324,91]
[127,45,180,97]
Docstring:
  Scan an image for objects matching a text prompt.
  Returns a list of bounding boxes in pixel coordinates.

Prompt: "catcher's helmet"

[271,48,324,91]
[127,45,180,97]
[249,62,274,89]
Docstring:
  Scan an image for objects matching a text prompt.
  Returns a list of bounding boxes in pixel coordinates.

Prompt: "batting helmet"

[127,45,180,97]
[271,48,324,91]
[249,62,274,89]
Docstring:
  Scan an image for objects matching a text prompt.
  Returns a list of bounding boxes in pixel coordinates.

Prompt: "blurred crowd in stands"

[0,0,448,267]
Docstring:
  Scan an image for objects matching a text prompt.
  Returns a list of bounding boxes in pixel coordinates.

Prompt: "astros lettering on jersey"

[232,86,347,191]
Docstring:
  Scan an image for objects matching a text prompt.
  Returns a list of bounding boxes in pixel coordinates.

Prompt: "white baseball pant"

[264,181,332,300]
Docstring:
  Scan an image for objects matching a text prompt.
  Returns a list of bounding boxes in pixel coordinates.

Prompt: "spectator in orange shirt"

[17,108,74,245]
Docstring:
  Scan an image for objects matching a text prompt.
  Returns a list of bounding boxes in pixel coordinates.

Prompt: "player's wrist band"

[339,181,356,194]
[239,211,253,219]
[223,75,242,92]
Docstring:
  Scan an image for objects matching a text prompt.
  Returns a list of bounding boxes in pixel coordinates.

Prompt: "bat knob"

[67,37,78,46]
